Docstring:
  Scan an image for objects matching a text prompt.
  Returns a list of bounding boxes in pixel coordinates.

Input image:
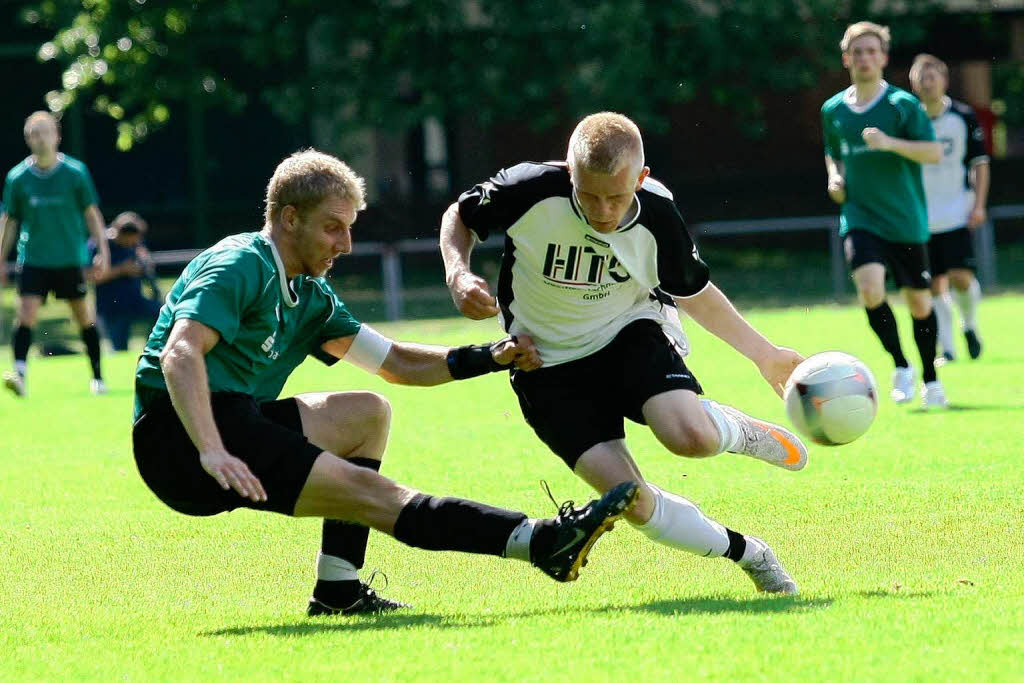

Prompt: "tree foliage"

[25,0,941,149]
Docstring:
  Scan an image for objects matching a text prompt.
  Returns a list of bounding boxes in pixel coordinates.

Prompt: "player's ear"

[635,166,650,191]
[841,52,851,69]
[280,205,299,233]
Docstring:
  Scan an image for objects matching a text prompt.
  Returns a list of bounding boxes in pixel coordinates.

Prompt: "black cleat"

[307,577,410,617]
[964,330,982,360]
[531,481,639,582]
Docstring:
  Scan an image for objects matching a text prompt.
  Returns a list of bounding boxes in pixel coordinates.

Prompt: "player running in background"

[909,53,990,362]
[821,22,946,408]
[441,112,805,596]
[132,149,637,615]
[0,111,110,397]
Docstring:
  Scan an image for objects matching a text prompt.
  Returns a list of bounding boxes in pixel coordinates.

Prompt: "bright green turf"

[2,296,1023,681]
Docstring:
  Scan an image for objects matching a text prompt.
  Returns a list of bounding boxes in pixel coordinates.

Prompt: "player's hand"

[123,260,144,277]
[861,127,892,151]
[199,448,267,503]
[92,251,110,279]
[967,206,987,230]
[755,346,805,399]
[448,269,499,320]
[827,174,846,204]
[491,334,542,371]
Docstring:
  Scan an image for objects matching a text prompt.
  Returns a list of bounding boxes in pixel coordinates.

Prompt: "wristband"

[446,343,506,379]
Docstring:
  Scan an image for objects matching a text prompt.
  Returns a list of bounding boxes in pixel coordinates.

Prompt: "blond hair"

[23,111,59,137]
[264,149,367,223]
[909,53,948,85]
[567,112,644,176]
[840,21,891,54]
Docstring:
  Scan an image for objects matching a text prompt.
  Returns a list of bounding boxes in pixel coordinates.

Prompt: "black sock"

[13,325,32,371]
[393,493,526,557]
[913,310,939,383]
[724,528,747,563]
[314,457,381,606]
[865,302,908,368]
[80,325,102,380]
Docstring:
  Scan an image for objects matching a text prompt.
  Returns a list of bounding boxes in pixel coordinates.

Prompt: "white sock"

[631,484,730,557]
[701,399,742,454]
[316,553,359,582]
[932,293,956,356]
[739,536,768,566]
[14,360,27,378]
[504,518,538,562]
[954,279,981,332]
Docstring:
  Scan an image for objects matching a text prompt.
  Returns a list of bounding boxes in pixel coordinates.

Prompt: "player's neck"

[262,226,302,278]
[32,151,59,169]
[852,78,884,105]
[923,95,947,118]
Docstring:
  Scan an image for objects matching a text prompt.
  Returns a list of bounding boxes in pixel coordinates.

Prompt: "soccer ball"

[784,351,878,446]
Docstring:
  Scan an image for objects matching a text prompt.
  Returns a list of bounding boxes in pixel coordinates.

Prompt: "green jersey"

[2,154,99,267]
[821,82,936,244]
[134,232,361,419]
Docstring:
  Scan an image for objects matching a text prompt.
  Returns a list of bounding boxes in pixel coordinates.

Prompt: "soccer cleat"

[935,350,955,367]
[718,404,807,471]
[891,366,915,404]
[90,378,108,395]
[964,330,982,360]
[531,480,639,583]
[3,371,25,397]
[922,381,948,410]
[739,537,799,595]
[307,578,410,617]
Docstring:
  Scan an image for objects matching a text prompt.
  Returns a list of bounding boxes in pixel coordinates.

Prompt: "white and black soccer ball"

[784,351,878,446]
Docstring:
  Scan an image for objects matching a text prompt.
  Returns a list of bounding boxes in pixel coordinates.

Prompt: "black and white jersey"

[458,162,710,366]
[923,97,989,234]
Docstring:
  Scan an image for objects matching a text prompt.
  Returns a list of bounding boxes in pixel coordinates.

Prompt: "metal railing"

[146,205,1023,320]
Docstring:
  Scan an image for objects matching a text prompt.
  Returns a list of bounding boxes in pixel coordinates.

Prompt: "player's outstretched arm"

[161,318,266,502]
[320,328,541,386]
[675,283,803,397]
[861,128,942,163]
[440,202,499,320]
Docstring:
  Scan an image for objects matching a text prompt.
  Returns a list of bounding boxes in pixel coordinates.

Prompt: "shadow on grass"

[907,404,1024,414]
[201,595,833,638]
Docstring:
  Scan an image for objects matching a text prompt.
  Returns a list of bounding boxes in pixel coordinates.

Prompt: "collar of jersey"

[262,234,300,308]
[26,153,65,178]
[843,80,889,114]
[569,189,642,234]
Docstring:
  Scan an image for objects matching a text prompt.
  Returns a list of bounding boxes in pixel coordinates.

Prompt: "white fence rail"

[147,205,1024,320]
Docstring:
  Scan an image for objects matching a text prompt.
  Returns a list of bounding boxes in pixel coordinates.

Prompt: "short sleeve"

[964,109,988,164]
[75,165,100,210]
[457,163,563,241]
[173,252,262,344]
[902,98,936,142]
[319,287,362,342]
[2,172,21,221]
[642,194,711,298]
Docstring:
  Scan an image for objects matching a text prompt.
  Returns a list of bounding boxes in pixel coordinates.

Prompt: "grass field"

[2,296,1023,681]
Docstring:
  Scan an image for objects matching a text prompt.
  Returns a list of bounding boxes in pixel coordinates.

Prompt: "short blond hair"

[909,53,948,85]
[567,112,644,176]
[264,149,367,223]
[841,21,891,54]
[24,111,59,137]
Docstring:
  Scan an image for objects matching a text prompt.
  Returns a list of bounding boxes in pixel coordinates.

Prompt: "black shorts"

[17,265,88,301]
[844,229,931,290]
[928,227,976,276]
[510,319,703,469]
[131,390,323,516]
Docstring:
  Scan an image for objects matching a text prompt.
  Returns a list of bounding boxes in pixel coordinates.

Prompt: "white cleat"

[891,366,916,404]
[739,537,798,595]
[3,371,26,397]
[90,378,108,395]
[718,404,808,471]
[922,381,948,410]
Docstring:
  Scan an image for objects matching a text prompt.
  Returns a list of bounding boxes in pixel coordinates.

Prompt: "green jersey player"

[0,112,110,397]
[821,22,947,408]
[131,149,638,615]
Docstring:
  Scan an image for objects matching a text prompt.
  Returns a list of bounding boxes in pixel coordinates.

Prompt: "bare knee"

[905,290,932,319]
[657,421,720,458]
[949,270,974,291]
[331,391,392,459]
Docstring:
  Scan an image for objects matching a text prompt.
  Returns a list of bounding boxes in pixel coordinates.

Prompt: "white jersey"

[458,162,710,366]
[922,97,989,234]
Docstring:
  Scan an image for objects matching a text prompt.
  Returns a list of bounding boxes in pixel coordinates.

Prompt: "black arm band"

[446,344,506,380]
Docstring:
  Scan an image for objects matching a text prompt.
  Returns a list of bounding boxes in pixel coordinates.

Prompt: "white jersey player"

[910,54,990,361]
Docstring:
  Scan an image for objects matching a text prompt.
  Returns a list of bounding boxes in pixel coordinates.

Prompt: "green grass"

[2,297,1023,680]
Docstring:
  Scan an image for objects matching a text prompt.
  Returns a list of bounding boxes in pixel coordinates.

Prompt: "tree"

[25,0,942,149]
